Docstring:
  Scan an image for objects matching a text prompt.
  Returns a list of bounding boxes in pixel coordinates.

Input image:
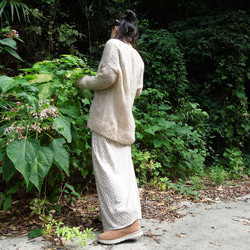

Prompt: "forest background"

[0,0,250,212]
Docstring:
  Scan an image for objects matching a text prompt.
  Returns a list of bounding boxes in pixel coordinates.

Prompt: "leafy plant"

[29,198,56,224]
[134,88,208,180]
[54,224,95,247]
[189,175,205,190]
[170,10,250,170]
[132,146,162,187]
[222,148,246,179]
[29,183,81,223]
[171,179,201,199]
[0,0,30,26]
[138,29,189,105]
[209,166,229,185]
[48,183,81,212]
[0,55,96,207]
[0,181,19,210]
[0,27,23,64]
[29,219,95,247]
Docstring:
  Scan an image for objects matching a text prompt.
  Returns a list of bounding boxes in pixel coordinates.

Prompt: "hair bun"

[125,9,136,22]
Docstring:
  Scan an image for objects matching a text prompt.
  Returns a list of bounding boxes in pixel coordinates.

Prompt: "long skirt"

[92,132,142,231]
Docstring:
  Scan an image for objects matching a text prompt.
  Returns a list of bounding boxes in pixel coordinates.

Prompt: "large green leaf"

[50,138,69,176]
[3,46,23,61]
[3,197,12,211]
[7,139,39,185]
[176,126,192,135]
[144,125,164,135]
[6,139,53,192]
[2,153,16,182]
[53,115,72,143]
[28,228,44,238]
[0,76,28,93]
[0,38,17,49]
[37,81,58,99]
[29,74,53,84]
[29,146,53,192]
[18,92,39,111]
[0,76,18,93]
[59,104,81,118]
[0,76,13,93]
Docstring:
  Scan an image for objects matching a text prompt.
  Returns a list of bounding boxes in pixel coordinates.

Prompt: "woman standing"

[77,10,144,244]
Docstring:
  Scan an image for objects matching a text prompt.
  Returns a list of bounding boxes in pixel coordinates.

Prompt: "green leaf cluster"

[133,89,208,181]
[0,54,96,209]
[170,10,250,170]
[138,29,188,105]
[0,27,23,62]
[42,219,95,247]
[134,10,250,183]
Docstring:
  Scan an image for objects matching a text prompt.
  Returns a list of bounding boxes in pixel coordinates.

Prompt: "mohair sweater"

[77,38,144,145]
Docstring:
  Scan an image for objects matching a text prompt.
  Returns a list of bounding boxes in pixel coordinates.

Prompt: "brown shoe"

[97,220,143,244]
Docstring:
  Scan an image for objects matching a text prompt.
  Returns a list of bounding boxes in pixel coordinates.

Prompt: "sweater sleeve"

[77,40,119,91]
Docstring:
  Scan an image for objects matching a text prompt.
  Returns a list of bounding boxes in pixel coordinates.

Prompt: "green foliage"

[138,29,188,104]
[43,219,95,247]
[0,37,22,61]
[132,146,162,187]
[0,181,19,210]
[170,10,250,166]
[221,148,246,179]
[189,175,205,190]
[0,27,23,68]
[27,227,44,238]
[29,183,81,224]
[170,179,201,199]
[134,88,208,180]
[209,166,229,185]
[28,218,95,247]
[1,1,85,68]
[55,225,95,247]
[133,10,250,184]
[49,183,81,208]
[0,55,96,207]
[0,0,30,25]
[29,198,56,223]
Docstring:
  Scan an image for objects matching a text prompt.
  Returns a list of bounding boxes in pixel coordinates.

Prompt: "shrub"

[134,88,208,180]
[138,29,189,105]
[170,10,250,169]
[0,27,23,73]
[0,55,95,209]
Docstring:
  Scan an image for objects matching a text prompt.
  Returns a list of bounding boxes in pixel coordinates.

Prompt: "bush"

[138,29,189,105]
[133,88,208,180]
[134,29,208,180]
[170,10,250,169]
[0,55,95,209]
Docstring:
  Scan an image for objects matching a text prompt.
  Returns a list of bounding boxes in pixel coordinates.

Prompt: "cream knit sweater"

[77,38,144,145]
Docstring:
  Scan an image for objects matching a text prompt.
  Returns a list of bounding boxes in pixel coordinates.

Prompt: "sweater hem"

[87,123,135,146]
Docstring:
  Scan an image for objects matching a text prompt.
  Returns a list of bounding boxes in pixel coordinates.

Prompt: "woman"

[77,10,144,244]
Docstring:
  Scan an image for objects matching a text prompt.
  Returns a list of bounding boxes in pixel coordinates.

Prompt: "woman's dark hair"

[113,10,138,47]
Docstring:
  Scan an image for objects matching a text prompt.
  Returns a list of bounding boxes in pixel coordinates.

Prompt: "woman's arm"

[77,40,119,91]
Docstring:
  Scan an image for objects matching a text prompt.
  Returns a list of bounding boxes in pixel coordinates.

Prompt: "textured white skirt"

[92,132,142,231]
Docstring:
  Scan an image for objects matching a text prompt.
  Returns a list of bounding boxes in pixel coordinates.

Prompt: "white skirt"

[92,132,142,231]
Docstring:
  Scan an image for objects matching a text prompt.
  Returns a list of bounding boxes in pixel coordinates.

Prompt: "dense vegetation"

[0,0,250,211]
